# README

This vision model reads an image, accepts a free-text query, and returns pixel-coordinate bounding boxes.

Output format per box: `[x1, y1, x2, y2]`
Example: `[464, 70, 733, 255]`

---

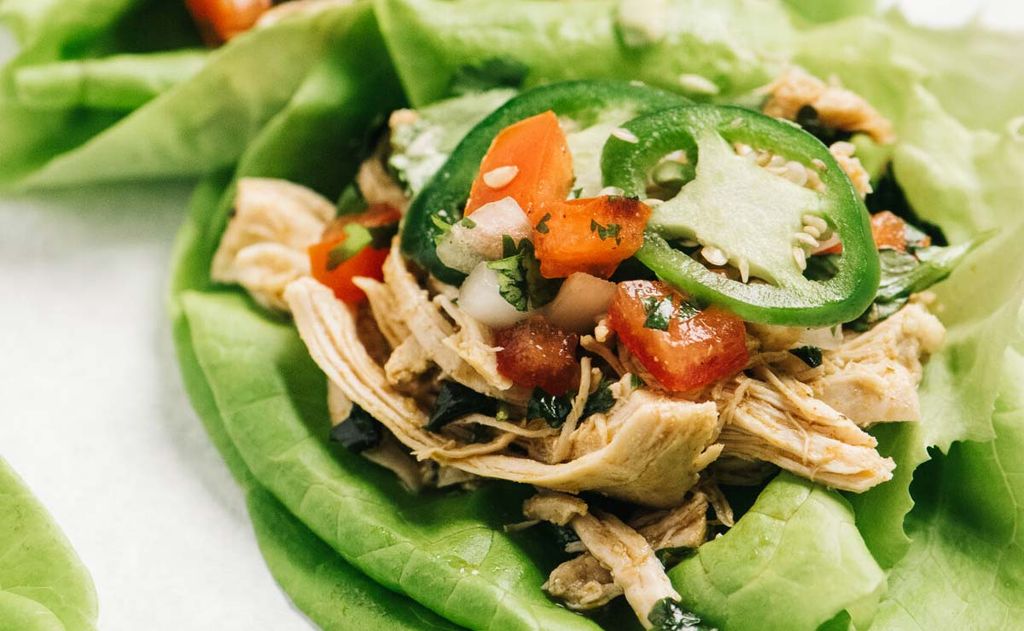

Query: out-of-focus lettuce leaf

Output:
[0, 4, 366, 190]
[781, 0, 876, 25]
[671, 474, 886, 631]
[0, 458, 98, 631]
[13, 49, 208, 110]
[374, 0, 792, 106]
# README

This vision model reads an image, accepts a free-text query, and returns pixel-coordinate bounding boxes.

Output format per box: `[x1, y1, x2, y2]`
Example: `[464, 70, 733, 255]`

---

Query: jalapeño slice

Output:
[601, 105, 880, 327]
[401, 80, 687, 284]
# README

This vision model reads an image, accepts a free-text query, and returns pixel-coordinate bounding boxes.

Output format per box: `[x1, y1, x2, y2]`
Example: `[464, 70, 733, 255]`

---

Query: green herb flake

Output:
[630, 373, 645, 389]
[488, 239, 559, 311]
[582, 378, 615, 416]
[526, 388, 573, 428]
[643, 296, 675, 331]
[326, 224, 373, 271]
[536, 212, 552, 234]
[647, 597, 712, 631]
[590, 219, 622, 244]
[426, 381, 499, 432]
[458, 217, 477, 229]
[789, 345, 823, 368]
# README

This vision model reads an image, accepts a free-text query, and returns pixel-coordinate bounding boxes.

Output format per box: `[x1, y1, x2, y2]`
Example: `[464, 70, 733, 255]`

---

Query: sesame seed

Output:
[811, 158, 827, 170]
[679, 238, 699, 247]
[678, 73, 720, 95]
[642, 198, 665, 207]
[737, 257, 750, 283]
[629, 80, 646, 87]
[482, 165, 519, 189]
[794, 232, 819, 248]
[598, 186, 625, 197]
[611, 127, 639, 144]
[803, 214, 828, 232]
[702, 246, 728, 266]
[792, 247, 807, 271]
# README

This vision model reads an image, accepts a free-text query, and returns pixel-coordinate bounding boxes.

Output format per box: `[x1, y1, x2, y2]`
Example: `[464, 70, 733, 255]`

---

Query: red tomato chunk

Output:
[608, 280, 748, 392]
[495, 317, 580, 395]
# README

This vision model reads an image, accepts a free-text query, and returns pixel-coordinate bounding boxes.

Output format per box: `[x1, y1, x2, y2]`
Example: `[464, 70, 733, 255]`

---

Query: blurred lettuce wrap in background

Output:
[0, 2, 361, 189]
[0, 458, 98, 631]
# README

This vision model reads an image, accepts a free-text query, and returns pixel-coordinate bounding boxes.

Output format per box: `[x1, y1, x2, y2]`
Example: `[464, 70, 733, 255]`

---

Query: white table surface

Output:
[1, 3, 1021, 631]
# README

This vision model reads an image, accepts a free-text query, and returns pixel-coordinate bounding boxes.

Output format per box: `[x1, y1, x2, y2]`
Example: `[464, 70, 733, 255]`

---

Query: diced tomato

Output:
[308, 204, 400, 306]
[818, 210, 911, 255]
[869, 210, 907, 251]
[186, 0, 272, 45]
[608, 280, 748, 392]
[533, 196, 650, 279]
[465, 111, 574, 220]
[495, 317, 580, 395]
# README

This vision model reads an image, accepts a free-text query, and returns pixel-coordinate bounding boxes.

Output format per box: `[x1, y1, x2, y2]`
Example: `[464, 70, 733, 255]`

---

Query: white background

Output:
[1, 3, 1022, 630]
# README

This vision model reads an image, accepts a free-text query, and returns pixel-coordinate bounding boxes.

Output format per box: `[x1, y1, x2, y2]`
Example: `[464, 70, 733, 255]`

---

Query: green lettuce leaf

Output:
[870, 341, 1024, 629]
[13, 49, 208, 110]
[1, 4, 368, 190]
[0, 458, 98, 631]
[671, 474, 886, 631]
[375, 0, 792, 106]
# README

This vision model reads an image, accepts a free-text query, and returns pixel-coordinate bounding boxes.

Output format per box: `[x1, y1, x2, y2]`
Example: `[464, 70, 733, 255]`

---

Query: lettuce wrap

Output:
[0, 458, 98, 631]
[137, 0, 1024, 629]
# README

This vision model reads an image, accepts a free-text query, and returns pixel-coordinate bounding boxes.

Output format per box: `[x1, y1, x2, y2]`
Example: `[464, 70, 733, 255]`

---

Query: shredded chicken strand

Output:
[762, 66, 895, 143]
[211, 177, 334, 311]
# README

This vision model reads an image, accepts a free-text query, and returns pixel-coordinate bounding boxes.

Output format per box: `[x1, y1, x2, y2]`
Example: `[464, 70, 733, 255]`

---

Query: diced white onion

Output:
[459, 262, 533, 329]
[544, 272, 617, 333]
[436, 197, 532, 273]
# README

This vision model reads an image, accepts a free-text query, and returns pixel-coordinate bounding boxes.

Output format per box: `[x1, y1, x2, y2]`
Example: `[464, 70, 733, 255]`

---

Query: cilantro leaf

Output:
[643, 296, 675, 331]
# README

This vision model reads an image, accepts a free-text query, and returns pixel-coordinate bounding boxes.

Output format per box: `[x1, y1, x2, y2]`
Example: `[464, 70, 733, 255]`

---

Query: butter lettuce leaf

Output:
[671, 474, 886, 631]
[0, 458, 98, 631]
[375, 0, 792, 106]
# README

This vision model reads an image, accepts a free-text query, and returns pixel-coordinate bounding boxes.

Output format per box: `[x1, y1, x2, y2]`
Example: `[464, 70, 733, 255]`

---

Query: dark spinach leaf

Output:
[426, 381, 499, 432]
[789, 345, 823, 368]
[527, 389, 573, 428]
[330, 405, 383, 453]
[582, 378, 615, 417]
[865, 171, 948, 246]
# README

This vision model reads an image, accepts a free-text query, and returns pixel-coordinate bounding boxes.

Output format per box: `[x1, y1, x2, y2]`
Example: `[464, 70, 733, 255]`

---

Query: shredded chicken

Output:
[211, 178, 334, 311]
[544, 555, 623, 611]
[762, 66, 895, 144]
[631, 491, 709, 551]
[525, 492, 680, 627]
[356, 148, 409, 212]
[714, 366, 895, 492]
[382, 241, 530, 404]
[285, 277, 722, 507]
[811, 301, 945, 426]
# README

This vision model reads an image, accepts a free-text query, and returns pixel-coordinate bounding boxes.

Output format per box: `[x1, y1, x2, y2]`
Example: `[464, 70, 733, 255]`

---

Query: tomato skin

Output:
[308, 205, 400, 306]
[608, 281, 748, 392]
[495, 317, 580, 395]
[534, 196, 650, 279]
[186, 0, 272, 44]
[869, 210, 907, 251]
[465, 111, 573, 220]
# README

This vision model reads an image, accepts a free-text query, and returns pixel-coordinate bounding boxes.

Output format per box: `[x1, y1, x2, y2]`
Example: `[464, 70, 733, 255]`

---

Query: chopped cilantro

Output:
[630, 373, 644, 389]
[527, 389, 573, 427]
[582, 378, 615, 416]
[458, 217, 477, 229]
[643, 296, 675, 331]
[426, 381, 498, 432]
[590, 219, 622, 244]
[789, 345, 823, 368]
[487, 239, 559, 311]
[536, 212, 552, 234]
